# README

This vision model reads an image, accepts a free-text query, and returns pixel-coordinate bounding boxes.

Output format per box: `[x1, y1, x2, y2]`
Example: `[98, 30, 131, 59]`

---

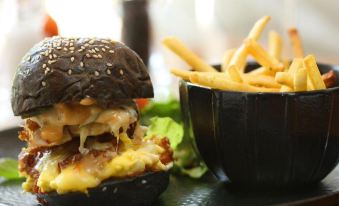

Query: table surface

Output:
[2, 128, 339, 206]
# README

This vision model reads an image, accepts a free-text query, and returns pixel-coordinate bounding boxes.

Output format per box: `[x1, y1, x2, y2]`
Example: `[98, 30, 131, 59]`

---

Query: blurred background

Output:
[0, 0, 338, 130]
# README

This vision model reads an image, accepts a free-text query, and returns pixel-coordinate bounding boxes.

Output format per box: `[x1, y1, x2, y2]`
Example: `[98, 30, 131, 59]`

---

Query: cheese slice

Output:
[27, 103, 138, 153]
[33, 138, 167, 194]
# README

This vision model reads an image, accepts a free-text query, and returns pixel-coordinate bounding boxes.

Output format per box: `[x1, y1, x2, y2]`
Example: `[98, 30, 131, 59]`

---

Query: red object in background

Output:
[135, 98, 149, 109]
[43, 15, 58, 37]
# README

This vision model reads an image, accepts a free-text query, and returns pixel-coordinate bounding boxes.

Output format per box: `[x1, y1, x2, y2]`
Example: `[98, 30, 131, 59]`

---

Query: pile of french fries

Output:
[163, 16, 335, 92]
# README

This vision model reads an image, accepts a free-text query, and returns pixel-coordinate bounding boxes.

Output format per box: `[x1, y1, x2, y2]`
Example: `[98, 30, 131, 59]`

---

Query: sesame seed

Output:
[41, 81, 46, 87]
[95, 48, 99, 51]
[44, 67, 50, 75]
[90, 84, 94, 88]
[113, 188, 118, 193]
[48, 60, 57, 64]
[109, 50, 114, 53]
[85, 43, 89, 47]
[101, 40, 109, 44]
[69, 47, 75, 51]
[98, 54, 102, 58]
[44, 52, 48, 57]
[42, 64, 47, 68]
[80, 62, 84, 67]
[105, 46, 109, 49]
[26, 56, 31, 61]
[88, 50, 94, 54]
[102, 187, 107, 192]
[93, 55, 98, 58]
[78, 49, 83, 52]
[71, 57, 75, 62]
[57, 47, 62, 50]
[89, 40, 95, 44]
[106, 69, 111, 74]
[53, 54, 57, 58]
[49, 54, 53, 59]
[63, 47, 68, 51]
[92, 49, 96, 53]
[86, 53, 91, 58]
[81, 46, 85, 49]
[68, 69, 72, 75]
[102, 48, 106, 52]
[141, 180, 147, 184]
[94, 71, 99, 76]
[70, 51, 74, 53]
[70, 43, 74, 46]
[120, 69, 124, 75]
[106, 63, 112, 67]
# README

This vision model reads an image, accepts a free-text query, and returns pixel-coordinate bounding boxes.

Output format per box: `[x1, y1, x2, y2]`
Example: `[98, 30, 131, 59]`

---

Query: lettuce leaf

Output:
[144, 110, 208, 179]
[0, 158, 21, 180]
[147, 117, 183, 149]
[141, 98, 181, 125]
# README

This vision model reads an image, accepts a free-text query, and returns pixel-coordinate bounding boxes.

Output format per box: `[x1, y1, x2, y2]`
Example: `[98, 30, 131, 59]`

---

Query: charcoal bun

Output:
[37, 171, 169, 206]
[11, 36, 153, 116]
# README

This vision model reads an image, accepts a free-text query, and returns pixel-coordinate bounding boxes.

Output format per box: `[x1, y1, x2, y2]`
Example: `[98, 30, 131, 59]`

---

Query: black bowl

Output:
[179, 63, 339, 188]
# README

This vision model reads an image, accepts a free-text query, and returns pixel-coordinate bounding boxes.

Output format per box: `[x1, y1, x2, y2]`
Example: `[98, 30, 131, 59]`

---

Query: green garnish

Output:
[0, 158, 21, 181]
[147, 117, 183, 149]
[142, 99, 208, 179]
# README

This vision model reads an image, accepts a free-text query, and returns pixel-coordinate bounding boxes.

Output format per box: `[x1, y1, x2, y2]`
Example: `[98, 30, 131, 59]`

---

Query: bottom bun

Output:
[37, 171, 169, 206]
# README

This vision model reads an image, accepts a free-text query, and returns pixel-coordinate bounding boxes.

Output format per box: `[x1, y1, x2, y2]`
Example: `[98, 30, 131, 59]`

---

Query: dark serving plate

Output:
[180, 63, 339, 188]
[3, 128, 339, 205]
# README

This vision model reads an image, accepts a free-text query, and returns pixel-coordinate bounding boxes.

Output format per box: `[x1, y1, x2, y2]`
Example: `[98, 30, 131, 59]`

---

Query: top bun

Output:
[11, 37, 153, 116]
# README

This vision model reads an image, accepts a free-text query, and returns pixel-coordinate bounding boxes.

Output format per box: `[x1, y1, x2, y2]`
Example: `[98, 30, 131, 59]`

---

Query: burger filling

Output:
[18, 100, 173, 194]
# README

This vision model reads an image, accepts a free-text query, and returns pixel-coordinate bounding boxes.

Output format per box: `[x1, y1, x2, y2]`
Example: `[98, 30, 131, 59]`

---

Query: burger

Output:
[11, 37, 173, 206]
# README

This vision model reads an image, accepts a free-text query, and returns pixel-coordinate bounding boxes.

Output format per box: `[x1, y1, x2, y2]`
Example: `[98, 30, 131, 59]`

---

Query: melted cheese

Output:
[31, 139, 167, 194]
[27, 103, 138, 152]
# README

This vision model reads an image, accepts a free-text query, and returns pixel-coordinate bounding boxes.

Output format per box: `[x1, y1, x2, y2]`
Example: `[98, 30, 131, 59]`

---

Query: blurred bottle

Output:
[122, 0, 150, 66]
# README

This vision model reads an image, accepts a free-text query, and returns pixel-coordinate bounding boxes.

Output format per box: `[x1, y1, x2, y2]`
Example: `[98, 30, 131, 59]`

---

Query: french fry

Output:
[221, 49, 236, 72]
[294, 68, 307, 91]
[287, 58, 303, 75]
[190, 72, 279, 92]
[307, 75, 315, 90]
[162, 37, 217, 72]
[170, 67, 192, 81]
[226, 64, 243, 83]
[275, 72, 293, 88]
[283, 59, 290, 71]
[247, 67, 275, 76]
[243, 74, 281, 88]
[268, 31, 283, 60]
[303, 55, 326, 90]
[322, 70, 336, 88]
[248, 16, 271, 41]
[228, 44, 249, 72]
[280, 86, 293, 92]
[246, 39, 284, 71]
[227, 16, 271, 73]
[288, 28, 304, 58]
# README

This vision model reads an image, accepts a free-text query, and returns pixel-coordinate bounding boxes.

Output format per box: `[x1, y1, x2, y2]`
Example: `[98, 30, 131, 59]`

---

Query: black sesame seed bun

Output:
[11, 36, 153, 116]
